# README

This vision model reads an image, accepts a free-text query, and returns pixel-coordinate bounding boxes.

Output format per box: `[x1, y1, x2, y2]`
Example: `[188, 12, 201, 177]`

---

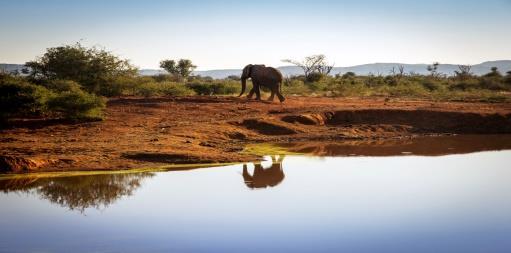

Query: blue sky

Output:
[1, 0, 510, 70]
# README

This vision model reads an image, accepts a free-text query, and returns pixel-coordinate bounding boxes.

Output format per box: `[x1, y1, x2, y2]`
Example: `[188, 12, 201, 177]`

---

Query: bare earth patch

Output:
[1, 96, 510, 173]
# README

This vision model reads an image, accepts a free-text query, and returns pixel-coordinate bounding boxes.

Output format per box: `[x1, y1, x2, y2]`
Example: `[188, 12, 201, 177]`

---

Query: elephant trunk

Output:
[239, 78, 247, 97]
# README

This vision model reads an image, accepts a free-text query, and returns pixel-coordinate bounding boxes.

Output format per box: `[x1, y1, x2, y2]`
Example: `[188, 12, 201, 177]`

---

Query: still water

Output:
[1, 136, 511, 253]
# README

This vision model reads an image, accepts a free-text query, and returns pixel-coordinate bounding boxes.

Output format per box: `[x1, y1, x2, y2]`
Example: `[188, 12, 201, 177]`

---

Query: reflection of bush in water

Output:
[0, 173, 154, 212]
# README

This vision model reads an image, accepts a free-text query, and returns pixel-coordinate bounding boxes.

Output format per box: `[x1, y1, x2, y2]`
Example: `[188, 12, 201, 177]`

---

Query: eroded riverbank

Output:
[1, 96, 510, 173]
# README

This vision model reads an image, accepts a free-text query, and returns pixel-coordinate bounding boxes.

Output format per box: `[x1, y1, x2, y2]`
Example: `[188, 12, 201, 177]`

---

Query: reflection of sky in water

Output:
[1, 151, 511, 253]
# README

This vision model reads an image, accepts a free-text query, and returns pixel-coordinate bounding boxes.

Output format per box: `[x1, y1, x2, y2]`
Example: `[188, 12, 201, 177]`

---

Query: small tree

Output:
[397, 65, 405, 78]
[25, 43, 137, 94]
[160, 59, 196, 81]
[227, 75, 241, 81]
[427, 62, 440, 78]
[505, 70, 511, 85]
[342, 72, 356, 79]
[454, 65, 472, 80]
[282, 54, 334, 82]
[484, 67, 502, 78]
[159, 60, 178, 75]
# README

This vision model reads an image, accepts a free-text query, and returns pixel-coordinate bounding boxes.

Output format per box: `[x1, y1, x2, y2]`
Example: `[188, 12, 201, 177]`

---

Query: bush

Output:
[100, 75, 155, 96]
[187, 81, 240, 95]
[133, 82, 195, 97]
[505, 71, 511, 85]
[159, 82, 196, 96]
[421, 79, 442, 91]
[47, 89, 106, 120]
[0, 74, 52, 119]
[282, 79, 310, 95]
[385, 76, 399, 86]
[46, 79, 82, 92]
[479, 77, 508, 91]
[188, 75, 214, 82]
[342, 72, 356, 78]
[0, 73, 107, 121]
[449, 79, 480, 91]
[386, 83, 429, 97]
[334, 82, 370, 97]
[364, 75, 385, 87]
[25, 42, 137, 95]
[151, 74, 180, 83]
[306, 72, 325, 82]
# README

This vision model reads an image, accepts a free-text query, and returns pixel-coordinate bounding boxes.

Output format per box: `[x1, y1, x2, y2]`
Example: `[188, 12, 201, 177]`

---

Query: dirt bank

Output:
[1, 96, 510, 173]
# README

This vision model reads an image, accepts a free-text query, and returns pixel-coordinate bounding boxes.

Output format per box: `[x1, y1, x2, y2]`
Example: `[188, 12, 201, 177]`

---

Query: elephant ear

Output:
[243, 64, 253, 78]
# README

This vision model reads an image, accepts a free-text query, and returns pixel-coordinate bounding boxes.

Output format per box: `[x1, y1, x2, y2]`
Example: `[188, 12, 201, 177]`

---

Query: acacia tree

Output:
[159, 59, 196, 81]
[484, 67, 502, 78]
[282, 54, 334, 82]
[427, 62, 441, 78]
[390, 65, 405, 82]
[454, 65, 472, 80]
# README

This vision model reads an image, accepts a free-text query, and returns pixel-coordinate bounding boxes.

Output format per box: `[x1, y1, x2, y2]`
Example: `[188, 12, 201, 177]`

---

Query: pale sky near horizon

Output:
[1, 0, 510, 70]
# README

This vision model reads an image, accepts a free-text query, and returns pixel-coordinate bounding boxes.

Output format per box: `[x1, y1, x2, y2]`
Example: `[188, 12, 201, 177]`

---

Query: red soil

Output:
[1, 96, 510, 173]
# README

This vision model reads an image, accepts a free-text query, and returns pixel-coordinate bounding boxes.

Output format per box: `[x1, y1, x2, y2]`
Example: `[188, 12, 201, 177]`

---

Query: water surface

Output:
[1, 136, 511, 253]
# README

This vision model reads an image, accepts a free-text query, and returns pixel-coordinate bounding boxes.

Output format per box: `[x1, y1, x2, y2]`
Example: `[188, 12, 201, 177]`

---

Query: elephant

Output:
[239, 64, 285, 102]
[242, 155, 285, 189]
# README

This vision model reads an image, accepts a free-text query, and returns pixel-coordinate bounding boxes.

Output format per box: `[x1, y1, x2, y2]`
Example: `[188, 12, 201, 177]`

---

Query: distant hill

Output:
[0, 63, 26, 73]
[4, 60, 511, 79]
[177, 60, 511, 78]
[328, 61, 511, 77]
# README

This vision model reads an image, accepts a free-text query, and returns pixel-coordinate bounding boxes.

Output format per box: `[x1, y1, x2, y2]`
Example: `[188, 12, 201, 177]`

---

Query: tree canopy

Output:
[25, 43, 137, 94]
[282, 54, 334, 82]
[159, 59, 196, 80]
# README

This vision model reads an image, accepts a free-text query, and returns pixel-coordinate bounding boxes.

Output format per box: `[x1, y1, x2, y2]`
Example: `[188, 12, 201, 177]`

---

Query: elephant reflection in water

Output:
[242, 155, 285, 189]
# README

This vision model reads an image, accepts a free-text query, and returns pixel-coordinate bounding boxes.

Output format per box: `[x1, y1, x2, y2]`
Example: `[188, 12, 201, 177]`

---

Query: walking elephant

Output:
[239, 64, 285, 102]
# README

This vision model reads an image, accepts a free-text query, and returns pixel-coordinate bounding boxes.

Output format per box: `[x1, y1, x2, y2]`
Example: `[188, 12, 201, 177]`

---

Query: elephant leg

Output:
[268, 88, 275, 101]
[254, 83, 261, 100]
[277, 94, 285, 102]
[276, 90, 285, 102]
[247, 88, 255, 99]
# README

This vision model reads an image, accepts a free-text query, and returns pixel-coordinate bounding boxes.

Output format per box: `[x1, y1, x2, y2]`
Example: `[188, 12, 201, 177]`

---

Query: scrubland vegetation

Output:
[2, 43, 510, 123]
[281, 70, 511, 103]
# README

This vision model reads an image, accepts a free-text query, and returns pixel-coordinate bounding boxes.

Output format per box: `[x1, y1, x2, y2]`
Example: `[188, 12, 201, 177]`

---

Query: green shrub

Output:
[25, 42, 137, 95]
[479, 77, 508, 91]
[342, 72, 356, 78]
[47, 89, 106, 120]
[133, 82, 195, 97]
[334, 82, 371, 97]
[133, 82, 159, 97]
[306, 72, 325, 82]
[187, 81, 240, 95]
[387, 83, 429, 97]
[99, 75, 155, 96]
[282, 80, 310, 95]
[98, 76, 131, 97]
[159, 82, 196, 96]
[0, 74, 53, 119]
[364, 75, 386, 87]
[505, 71, 511, 85]
[152, 74, 179, 82]
[449, 78, 480, 91]
[385, 76, 399, 86]
[46, 79, 82, 92]
[0, 74, 107, 121]
[421, 79, 442, 91]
